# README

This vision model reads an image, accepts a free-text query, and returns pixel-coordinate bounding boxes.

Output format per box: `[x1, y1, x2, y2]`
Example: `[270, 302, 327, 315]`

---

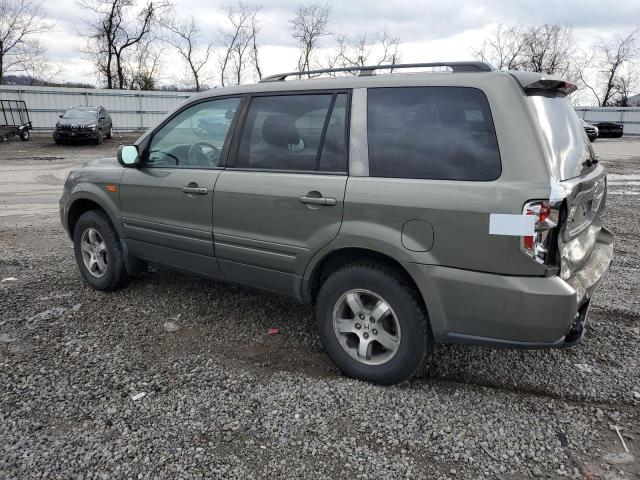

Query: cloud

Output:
[33, 0, 640, 84]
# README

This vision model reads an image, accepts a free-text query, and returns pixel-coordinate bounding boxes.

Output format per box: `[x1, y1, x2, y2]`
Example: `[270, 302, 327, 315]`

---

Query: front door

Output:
[213, 92, 350, 296]
[120, 96, 242, 277]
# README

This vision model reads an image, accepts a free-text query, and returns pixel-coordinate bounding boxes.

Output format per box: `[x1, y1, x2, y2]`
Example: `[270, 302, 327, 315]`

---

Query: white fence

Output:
[575, 107, 640, 135]
[0, 85, 191, 132]
[2, 85, 639, 135]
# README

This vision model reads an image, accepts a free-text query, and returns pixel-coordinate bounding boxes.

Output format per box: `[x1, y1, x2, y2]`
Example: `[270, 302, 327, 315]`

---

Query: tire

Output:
[315, 262, 432, 385]
[95, 130, 104, 145]
[73, 210, 129, 291]
[19, 129, 29, 141]
[106, 127, 113, 139]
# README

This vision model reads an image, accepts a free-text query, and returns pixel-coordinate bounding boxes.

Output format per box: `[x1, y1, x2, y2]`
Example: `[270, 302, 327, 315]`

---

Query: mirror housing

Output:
[117, 145, 140, 167]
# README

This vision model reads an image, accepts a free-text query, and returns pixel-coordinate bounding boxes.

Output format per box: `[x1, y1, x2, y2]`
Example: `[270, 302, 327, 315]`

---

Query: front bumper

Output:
[54, 130, 98, 141]
[59, 193, 70, 235]
[403, 228, 613, 349]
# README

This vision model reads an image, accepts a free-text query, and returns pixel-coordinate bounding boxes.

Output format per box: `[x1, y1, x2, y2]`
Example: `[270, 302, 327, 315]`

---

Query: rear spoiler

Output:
[508, 71, 577, 95]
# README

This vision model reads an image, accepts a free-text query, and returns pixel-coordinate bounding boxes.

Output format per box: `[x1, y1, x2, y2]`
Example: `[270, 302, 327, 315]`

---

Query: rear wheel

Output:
[316, 262, 432, 385]
[73, 210, 129, 291]
[19, 129, 29, 141]
[106, 127, 113, 139]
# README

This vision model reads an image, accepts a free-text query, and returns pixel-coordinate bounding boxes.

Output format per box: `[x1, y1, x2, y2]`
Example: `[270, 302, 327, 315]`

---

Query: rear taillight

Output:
[521, 201, 560, 264]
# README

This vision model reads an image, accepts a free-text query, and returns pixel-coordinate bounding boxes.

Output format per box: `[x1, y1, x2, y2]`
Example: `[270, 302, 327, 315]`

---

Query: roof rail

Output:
[260, 61, 493, 82]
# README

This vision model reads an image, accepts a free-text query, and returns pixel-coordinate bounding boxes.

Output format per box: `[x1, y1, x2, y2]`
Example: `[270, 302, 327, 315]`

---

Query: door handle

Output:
[182, 186, 208, 195]
[299, 195, 337, 206]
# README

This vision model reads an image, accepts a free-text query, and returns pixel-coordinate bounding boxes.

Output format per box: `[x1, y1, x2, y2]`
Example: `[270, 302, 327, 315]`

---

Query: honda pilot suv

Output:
[59, 62, 613, 385]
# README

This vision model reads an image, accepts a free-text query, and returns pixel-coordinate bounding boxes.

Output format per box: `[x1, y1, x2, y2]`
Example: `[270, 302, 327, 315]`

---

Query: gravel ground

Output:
[0, 134, 639, 479]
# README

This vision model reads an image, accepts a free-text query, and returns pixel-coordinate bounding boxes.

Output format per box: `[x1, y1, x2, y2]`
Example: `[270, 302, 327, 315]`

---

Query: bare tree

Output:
[472, 24, 526, 71]
[0, 0, 52, 83]
[128, 41, 163, 90]
[218, 2, 261, 86]
[15, 40, 62, 85]
[163, 14, 213, 91]
[521, 24, 576, 76]
[289, 2, 330, 74]
[80, 0, 170, 89]
[474, 23, 578, 76]
[580, 29, 639, 106]
[330, 28, 401, 72]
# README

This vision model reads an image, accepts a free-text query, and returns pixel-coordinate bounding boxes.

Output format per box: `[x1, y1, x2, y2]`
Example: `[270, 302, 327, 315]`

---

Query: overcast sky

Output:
[36, 0, 640, 86]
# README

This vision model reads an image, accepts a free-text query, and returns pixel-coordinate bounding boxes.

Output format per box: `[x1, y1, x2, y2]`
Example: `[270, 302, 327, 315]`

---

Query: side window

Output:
[147, 97, 241, 168]
[319, 93, 348, 172]
[367, 87, 501, 181]
[235, 93, 348, 172]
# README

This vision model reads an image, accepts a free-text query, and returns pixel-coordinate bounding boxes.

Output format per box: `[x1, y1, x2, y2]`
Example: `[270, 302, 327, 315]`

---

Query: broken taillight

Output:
[521, 201, 560, 264]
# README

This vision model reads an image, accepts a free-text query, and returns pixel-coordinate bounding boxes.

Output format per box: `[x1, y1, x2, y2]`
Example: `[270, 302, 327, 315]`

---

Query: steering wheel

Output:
[188, 142, 221, 166]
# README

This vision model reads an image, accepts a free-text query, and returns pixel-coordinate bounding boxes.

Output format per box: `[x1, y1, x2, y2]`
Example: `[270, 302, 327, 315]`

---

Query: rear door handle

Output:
[182, 186, 208, 195]
[299, 195, 337, 206]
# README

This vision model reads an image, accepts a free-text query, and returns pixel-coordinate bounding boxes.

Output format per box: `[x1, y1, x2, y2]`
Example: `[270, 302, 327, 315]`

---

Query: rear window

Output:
[367, 87, 501, 181]
[527, 95, 595, 180]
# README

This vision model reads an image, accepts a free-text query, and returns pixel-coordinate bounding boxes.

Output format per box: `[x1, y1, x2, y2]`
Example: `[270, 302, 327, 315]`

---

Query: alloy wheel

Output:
[332, 289, 401, 365]
[80, 227, 108, 278]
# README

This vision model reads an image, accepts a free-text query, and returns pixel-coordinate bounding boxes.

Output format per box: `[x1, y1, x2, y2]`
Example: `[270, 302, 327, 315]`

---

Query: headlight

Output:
[87, 123, 97, 130]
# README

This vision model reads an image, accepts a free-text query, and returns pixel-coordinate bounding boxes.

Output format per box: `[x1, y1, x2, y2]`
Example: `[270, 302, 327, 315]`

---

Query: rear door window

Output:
[234, 93, 348, 172]
[367, 87, 501, 180]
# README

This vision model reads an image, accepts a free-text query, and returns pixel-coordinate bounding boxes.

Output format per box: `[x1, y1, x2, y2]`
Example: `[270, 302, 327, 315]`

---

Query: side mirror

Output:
[59, 114, 63, 118]
[117, 145, 140, 167]
[99, 116, 106, 120]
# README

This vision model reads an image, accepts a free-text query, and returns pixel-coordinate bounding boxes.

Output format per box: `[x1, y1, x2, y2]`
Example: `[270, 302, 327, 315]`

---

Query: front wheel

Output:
[316, 262, 432, 385]
[73, 210, 129, 291]
[95, 130, 104, 145]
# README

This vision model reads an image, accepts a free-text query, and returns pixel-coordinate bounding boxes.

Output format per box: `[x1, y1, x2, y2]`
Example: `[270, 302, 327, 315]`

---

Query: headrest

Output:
[262, 114, 300, 147]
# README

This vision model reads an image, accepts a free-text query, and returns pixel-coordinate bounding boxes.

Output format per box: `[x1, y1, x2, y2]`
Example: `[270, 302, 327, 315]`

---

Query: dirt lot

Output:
[1, 133, 639, 479]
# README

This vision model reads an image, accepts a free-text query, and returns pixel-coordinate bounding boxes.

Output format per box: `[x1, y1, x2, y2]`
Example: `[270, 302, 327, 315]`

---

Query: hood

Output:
[57, 118, 97, 127]
[83, 157, 121, 168]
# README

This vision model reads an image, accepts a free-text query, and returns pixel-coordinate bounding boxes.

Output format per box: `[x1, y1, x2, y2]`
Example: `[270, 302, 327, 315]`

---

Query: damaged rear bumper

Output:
[403, 227, 613, 349]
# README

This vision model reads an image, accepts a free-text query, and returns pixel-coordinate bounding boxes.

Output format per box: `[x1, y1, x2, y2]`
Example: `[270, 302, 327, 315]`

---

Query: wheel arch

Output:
[303, 246, 426, 311]
[66, 189, 122, 240]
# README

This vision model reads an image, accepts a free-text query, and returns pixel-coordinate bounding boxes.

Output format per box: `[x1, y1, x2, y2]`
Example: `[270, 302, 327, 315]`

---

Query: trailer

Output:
[0, 99, 32, 142]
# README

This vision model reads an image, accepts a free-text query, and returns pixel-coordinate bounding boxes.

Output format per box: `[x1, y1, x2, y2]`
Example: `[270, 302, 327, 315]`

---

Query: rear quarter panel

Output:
[339, 74, 554, 275]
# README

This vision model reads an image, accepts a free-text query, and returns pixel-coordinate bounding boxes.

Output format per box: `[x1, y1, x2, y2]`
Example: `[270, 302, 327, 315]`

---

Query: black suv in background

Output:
[594, 121, 623, 138]
[54, 106, 113, 145]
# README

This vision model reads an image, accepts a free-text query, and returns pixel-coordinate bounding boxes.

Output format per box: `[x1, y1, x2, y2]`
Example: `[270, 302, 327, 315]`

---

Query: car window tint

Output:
[367, 87, 501, 181]
[236, 94, 336, 171]
[148, 97, 240, 168]
[318, 93, 348, 172]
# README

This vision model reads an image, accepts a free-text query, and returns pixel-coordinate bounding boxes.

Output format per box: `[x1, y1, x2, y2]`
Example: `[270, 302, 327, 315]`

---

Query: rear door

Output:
[213, 91, 350, 296]
[527, 94, 610, 291]
[119, 96, 242, 277]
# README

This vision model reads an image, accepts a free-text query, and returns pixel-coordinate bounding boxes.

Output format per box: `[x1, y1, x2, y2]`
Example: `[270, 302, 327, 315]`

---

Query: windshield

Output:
[528, 95, 596, 180]
[62, 109, 97, 120]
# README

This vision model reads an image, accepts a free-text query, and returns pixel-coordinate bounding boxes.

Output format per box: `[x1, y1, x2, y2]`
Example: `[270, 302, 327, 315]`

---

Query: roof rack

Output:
[260, 61, 493, 82]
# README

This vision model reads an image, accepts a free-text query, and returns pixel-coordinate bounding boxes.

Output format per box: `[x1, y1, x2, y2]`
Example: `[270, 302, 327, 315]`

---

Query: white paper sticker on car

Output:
[489, 214, 536, 236]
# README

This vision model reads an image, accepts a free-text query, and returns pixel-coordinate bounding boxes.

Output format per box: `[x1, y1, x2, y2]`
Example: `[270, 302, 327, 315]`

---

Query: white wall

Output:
[575, 107, 640, 135]
[3, 85, 639, 135]
[0, 85, 192, 132]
